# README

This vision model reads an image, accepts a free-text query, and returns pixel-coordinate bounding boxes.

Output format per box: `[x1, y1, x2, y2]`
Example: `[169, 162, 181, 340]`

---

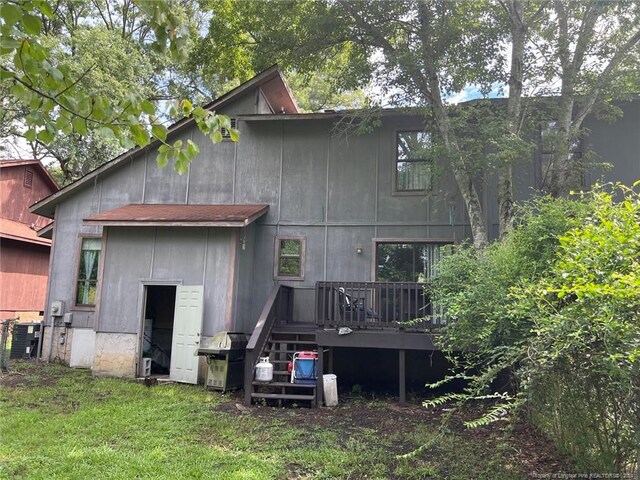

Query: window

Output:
[375, 241, 450, 282]
[274, 236, 305, 280]
[24, 169, 33, 188]
[76, 238, 101, 306]
[396, 131, 433, 192]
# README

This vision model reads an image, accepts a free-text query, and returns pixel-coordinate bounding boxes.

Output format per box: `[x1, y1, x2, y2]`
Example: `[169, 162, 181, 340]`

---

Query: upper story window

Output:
[75, 237, 102, 307]
[395, 131, 433, 193]
[24, 169, 33, 188]
[274, 236, 305, 281]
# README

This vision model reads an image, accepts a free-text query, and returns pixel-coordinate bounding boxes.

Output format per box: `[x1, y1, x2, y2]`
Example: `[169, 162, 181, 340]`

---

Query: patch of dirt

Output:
[0, 359, 88, 388]
[213, 391, 576, 479]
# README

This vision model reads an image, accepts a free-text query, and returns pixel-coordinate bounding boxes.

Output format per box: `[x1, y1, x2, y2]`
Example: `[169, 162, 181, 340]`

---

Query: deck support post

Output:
[327, 347, 334, 373]
[399, 349, 406, 405]
[316, 346, 324, 407]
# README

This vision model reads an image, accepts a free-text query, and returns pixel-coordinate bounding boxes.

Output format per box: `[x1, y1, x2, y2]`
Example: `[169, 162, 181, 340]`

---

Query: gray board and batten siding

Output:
[42, 112, 467, 341]
[46, 101, 640, 332]
[36, 77, 640, 372]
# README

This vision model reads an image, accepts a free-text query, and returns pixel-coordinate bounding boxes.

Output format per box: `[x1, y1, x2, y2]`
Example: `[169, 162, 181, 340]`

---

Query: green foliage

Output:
[430, 183, 640, 473]
[523, 183, 640, 472]
[1, 0, 236, 181]
[433, 195, 588, 350]
[194, 0, 640, 246]
[286, 70, 370, 112]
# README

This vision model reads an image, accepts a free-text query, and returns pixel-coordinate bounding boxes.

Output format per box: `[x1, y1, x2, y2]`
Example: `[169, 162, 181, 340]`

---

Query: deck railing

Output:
[315, 281, 443, 332]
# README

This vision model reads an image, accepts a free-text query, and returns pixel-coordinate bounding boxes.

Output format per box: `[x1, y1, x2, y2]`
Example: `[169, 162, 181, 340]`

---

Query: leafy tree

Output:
[285, 71, 370, 113]
[0, 0, 237, 182]
[199, 0, 506, 248]
[531, 1, 640, 196]
[196, 0, 640, 246]
[523, 183, 640, 472]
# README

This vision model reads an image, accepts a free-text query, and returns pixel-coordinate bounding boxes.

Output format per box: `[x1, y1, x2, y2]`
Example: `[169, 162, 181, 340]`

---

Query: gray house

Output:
[31, 66, 639, 405]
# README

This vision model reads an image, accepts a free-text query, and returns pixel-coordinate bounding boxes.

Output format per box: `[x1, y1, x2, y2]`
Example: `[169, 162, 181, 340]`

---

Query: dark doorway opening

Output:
[142, 285, 176, 375]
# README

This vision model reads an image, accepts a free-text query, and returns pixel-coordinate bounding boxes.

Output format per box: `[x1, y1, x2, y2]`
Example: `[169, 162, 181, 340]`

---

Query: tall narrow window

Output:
[396, 131, 432, 192]
[76, 238, 101, 306]
[274, 236, 305, 281]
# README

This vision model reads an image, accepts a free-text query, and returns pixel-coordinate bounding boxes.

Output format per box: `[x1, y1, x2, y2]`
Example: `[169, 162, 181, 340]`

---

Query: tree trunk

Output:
[499, 0, 526, 238]
[429, 95, 488, 249]
[418, 0, 488, 249]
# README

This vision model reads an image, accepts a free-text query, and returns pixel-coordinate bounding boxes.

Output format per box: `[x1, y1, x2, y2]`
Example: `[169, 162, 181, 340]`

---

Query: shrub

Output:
[429, 183, 640, 474]
[524, 184, 640, 472]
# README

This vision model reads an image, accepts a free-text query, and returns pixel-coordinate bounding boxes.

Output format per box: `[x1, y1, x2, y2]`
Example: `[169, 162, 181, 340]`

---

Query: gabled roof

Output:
[83, 204, 269, 228]
[30, 65, 298, 219]
[0, 218, 52, 246]
[0, 159, 59, 191]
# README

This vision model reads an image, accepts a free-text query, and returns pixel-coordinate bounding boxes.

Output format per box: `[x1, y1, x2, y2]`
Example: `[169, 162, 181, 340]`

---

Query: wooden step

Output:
[252, 381, 315, 388]
[267, 340, 317, 346]
[264, 349, 317, 354]
[271, 324, 316, 333]
[251, 392, 315, 401]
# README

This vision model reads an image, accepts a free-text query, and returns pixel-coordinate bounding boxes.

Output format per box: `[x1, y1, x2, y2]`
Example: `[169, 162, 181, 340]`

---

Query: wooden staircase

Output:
[249, 328, 318, 407]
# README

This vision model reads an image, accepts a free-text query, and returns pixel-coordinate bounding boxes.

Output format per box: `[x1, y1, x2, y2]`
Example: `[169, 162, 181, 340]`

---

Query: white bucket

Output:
[323, 374, 338, 407]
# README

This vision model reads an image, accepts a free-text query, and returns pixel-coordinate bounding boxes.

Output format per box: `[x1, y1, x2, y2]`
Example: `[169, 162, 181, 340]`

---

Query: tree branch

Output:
[54, 64, 97, 99]
[573, 28, 640, 128]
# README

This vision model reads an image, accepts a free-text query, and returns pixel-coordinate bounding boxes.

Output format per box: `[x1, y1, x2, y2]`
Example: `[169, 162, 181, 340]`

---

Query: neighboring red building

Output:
[0, 160, 58, 320]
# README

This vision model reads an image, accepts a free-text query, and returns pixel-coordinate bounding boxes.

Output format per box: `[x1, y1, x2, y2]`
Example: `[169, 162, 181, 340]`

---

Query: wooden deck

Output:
[244, 282, 442, 406]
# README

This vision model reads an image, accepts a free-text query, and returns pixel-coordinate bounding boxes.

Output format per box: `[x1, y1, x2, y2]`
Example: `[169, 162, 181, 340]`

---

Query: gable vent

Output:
[24, 169, 34, 188]
[221, 118, 237, 140]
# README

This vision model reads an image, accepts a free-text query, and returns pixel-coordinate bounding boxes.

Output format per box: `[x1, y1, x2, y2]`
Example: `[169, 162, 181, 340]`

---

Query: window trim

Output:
[72, 234, 103, 310]
[371, 238, 456, 282]
[393, 130, 433, 196]
[273, 235, 306, 281]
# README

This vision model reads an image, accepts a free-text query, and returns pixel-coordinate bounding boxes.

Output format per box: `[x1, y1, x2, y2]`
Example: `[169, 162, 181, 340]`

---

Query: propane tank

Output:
[255, 356, 273, 382]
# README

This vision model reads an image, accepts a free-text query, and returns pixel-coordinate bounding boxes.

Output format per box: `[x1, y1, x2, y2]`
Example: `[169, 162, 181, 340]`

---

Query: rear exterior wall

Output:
[43, 99, 640, 359]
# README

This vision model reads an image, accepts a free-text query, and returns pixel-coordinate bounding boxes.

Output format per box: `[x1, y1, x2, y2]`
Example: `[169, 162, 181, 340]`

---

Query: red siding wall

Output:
[0, 164, 53, 229]
[0, 162, 57, 318]
[0, 239, 50, 317]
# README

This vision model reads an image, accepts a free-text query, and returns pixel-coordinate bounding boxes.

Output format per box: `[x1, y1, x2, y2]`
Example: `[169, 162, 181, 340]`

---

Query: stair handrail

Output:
[244, 284, 293, 405]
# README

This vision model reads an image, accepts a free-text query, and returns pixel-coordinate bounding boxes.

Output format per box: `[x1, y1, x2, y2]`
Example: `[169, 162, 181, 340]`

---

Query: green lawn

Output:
[0, 362, 572, 479]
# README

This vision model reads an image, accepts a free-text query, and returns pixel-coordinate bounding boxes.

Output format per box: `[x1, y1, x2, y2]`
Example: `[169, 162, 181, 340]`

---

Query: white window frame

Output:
[73, 235, 102, 309]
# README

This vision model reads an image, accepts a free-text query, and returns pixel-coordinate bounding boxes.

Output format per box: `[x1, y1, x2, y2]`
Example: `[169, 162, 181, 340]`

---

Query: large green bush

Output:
[430, 183, 640, 474]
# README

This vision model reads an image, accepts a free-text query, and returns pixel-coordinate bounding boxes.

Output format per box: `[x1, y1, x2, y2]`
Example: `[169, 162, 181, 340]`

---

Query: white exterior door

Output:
[170, 285, 204, 384]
